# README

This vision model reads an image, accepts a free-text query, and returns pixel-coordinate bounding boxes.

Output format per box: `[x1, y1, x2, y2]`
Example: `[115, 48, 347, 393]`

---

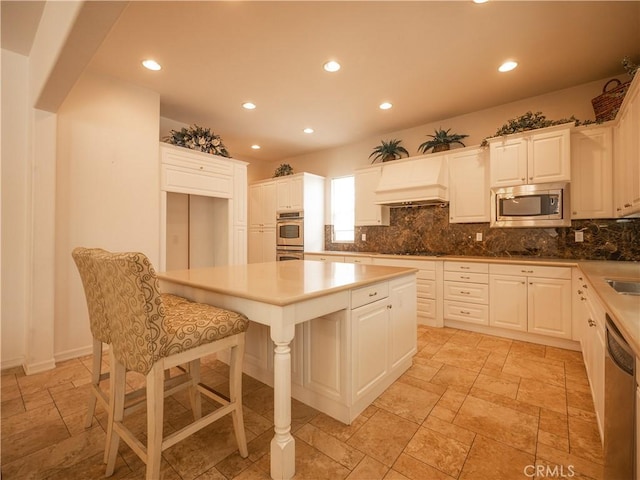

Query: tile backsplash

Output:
[325, 205, 640, 261]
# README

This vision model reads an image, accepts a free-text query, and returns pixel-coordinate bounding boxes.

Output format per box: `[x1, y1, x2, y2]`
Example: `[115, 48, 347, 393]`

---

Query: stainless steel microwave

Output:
[491, 182, 571, 228]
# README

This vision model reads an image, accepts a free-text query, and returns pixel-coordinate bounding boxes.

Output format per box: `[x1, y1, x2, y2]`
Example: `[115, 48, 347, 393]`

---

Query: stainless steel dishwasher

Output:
[604, 314, 635, 480]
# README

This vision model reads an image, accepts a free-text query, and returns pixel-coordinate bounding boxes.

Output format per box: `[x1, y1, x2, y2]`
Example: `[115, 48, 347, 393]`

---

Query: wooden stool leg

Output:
[86, 339, 102, 429]
[230, 341, 248, 457]
[105, 351, 126, 477]
[188, 360, 202, 420]
[146, 363, 165, 480]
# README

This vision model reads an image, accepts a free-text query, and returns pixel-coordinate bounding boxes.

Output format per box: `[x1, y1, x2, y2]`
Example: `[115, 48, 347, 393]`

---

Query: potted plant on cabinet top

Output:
[369, 139, 409, 163]
[418, 128, 468, 154]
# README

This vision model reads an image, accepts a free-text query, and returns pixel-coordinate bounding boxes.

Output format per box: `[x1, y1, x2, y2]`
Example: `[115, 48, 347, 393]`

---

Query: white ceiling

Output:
[3, 1, 640, 162]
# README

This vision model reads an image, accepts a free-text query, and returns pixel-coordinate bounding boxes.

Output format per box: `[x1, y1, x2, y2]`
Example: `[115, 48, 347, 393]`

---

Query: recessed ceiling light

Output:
[473, 0, 489, 4]
[498, 61, 518, 72]
[323, 61, 341, 73]
[251, 144, 261, 150]
[379, 102, 393, 110]
[242, 102, 256, 110]
[142, 59, 161, 71]
[303, 128, 314, 134]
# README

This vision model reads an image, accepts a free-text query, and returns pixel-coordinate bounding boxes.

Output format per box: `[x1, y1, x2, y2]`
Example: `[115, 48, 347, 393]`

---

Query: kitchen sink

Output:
[605, 279, 640, 296]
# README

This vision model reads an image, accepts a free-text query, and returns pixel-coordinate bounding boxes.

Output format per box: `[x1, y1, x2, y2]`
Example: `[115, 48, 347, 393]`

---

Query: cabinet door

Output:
[449, 149, 490, 223]
[351, 299, 389, 402]
[249, 181, 276, 227]
[615, 84, 640, 216]
[248, 227, 275, 263]
[528, 128, 571, 184]
[527, 278, 572, 339]
[571, 127, 613, 219]
[355, 167, 390, 226]
[489, 275, 527, 331]
[389, 277, 417, 370]
[489, 138, 528, 187]
[276, 176, 304, 211]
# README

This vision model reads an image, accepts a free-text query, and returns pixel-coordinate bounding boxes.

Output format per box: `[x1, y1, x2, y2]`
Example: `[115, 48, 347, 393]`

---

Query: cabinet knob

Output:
[368, 292, 378, 297]
[199, 166, 203, 170]
[529, 176, 533, 180]
[588, 319, 596, 327]
[521, 177, 526, 181]
[572, 211, 577, 215]
[624, 203, 632, 208]
[387, 304, 392, 309]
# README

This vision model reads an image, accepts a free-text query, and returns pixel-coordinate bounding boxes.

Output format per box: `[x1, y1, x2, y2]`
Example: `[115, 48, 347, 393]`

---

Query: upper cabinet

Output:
[249, 181, 277, 228]
[571, 124, 613, 219]
[355, 165, 390, 226]
[276, 174, 304, 211]
[613, 74, 640, 218]
[448, 147, 490, 223]
[489, 124, 571, 187]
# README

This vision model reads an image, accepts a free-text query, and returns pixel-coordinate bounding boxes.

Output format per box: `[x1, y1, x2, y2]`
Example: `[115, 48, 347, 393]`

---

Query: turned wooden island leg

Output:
[270, 324, 295, 480]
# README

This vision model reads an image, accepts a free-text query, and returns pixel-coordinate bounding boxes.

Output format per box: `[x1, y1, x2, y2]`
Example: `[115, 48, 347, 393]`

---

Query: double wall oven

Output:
[276, 211, 304, 261]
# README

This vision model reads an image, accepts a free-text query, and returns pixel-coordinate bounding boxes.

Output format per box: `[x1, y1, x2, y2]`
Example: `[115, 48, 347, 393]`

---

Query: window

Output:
[331, 176, 355, 242]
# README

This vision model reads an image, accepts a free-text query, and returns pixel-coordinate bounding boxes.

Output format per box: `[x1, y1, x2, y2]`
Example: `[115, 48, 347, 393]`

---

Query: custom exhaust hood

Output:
[374, 155, 449, 207]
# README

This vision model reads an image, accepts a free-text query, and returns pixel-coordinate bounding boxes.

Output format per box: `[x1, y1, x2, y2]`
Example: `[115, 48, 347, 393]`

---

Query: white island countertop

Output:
[157, 260, 417, 306]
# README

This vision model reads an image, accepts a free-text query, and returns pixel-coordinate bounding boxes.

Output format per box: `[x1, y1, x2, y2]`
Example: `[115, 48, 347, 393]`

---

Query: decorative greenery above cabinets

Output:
[480, 112, 596, 147]
[164, 124, 230, 158]
[369, 139, 409, 163]
[273, 163, 294, 177]
[417, 128, 468, 154]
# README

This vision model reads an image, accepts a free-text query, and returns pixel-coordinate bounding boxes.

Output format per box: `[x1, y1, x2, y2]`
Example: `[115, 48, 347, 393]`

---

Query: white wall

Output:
[54, 70, 161, 360]
[1, 50, 30, 368]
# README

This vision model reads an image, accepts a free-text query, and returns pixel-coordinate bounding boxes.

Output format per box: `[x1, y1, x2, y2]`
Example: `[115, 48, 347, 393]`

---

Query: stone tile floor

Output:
[0, 326, 604, 479]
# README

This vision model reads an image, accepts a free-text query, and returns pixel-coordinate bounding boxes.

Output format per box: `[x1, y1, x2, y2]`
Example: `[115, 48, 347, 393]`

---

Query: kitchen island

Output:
[158, 260, 417, 480]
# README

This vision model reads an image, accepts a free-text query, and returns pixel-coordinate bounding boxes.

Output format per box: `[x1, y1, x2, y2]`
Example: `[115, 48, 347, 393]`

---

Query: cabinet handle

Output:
[460, 275, 471, 280]
[625, 203, 632, 208]
[460, 291, 471, 295]
[387, 304, 392, 309]
[588, 319, 596, 327]
[617, 207, 622, 212]
[529, 176, 533, 180]
[460, 310, 471, 315]
[529, 282, 533, 285]
[577, 289, 583, 294]
[199, 166, 203, 170]
[521, 269, 534, 274]
[580, 296, 586, 301]
[521, 177, 526, 181]
[572, 211, 577, 215]
[368, 292, 378, 297]
[521, 282, 526, 285]
[460, 266, 471, 270]
[582, 284, 587, 289]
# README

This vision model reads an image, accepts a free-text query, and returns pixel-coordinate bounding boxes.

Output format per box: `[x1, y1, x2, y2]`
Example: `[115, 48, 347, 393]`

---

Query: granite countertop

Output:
[158, 260, 417, 307]
[309, 251, 640, 353]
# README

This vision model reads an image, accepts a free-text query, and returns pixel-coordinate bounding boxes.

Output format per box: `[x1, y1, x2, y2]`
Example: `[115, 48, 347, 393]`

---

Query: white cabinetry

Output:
[355, 166, 390, 226]
[489, 264, 572, 339]
[489, 124, 571, 187]
[571, 125, 614, 219]
[304, 253, 345, 263]
[573, 269, 605, 440]
[373, 257, 441, 326]
[248, 181, 276, 263]
[444, 261, 489, 326]
[351, 277, 417, 402]
[159, 144, 248, 270]
[276, 175, 304, 211]
[448, 148, 490, 223]
[613, 75, 640, 217]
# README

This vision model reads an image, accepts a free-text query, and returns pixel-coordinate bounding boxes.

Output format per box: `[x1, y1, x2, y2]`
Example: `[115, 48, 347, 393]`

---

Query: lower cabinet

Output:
[248, 227, 276, 263]
[235, 274, 417, 424]
[443, 261, 489, 325]
[489, 264, 572, 340]
[574, 270, 605, 440]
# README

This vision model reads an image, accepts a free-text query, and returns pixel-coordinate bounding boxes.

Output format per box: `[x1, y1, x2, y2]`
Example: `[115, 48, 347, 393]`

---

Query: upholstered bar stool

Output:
[72, 248, 196, 461]
[90, 250, 249, 480]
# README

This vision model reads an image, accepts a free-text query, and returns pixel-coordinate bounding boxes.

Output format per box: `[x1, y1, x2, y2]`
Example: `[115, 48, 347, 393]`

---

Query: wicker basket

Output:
[591, 78, 631, 121]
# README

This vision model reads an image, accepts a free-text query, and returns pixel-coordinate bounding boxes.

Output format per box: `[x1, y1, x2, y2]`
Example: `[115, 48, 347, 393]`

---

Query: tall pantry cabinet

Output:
[159, 143, 248, 271]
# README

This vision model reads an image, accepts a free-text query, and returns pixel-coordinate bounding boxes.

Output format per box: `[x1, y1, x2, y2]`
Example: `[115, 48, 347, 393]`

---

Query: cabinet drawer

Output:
[417, 278, 436, 299]
[344, 256, 372, 264]
[162, 165, 232, 197]
[444, 261, 488, 274]
[417, 269, 436, 281]
[444, 281, 489, 304]
[305, 254, 345, 263]
[351, 282, 389, 309]
[444, 271, 489, 284]
[162, 149, 235, 176]
[444, 301, 489, 325]
[418, 298, 436, 319]
[489, 264, 571, 279]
